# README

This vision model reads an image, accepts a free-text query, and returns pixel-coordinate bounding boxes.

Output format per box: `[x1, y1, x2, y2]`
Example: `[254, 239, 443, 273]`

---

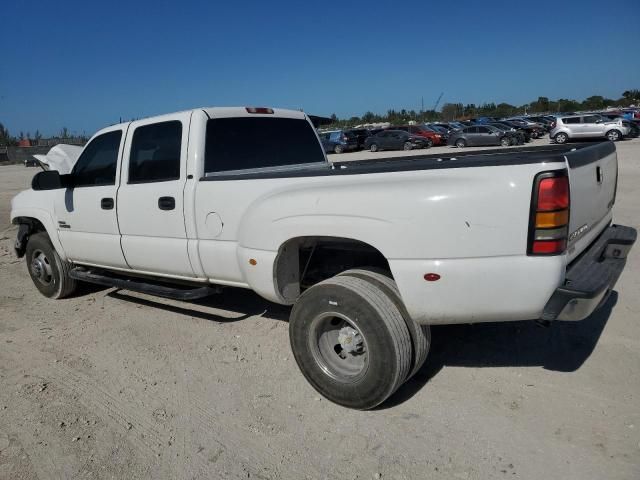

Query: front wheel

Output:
[425, 139, 434, 148]
[500, 137, 510, 147]
[369, 143, 378, 152]
[25, 232, 77, 299]
[554, 132, 568, 144]
[403, 142, 413, 151]
[289, 275, 412, 409]
[455, 138, 467, 148]
[606, 129, 622, 142]
[334, 144, 344, 154]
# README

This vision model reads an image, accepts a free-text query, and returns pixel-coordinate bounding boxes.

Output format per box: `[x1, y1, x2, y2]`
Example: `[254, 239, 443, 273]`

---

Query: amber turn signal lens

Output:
[535, 209, 569, 228]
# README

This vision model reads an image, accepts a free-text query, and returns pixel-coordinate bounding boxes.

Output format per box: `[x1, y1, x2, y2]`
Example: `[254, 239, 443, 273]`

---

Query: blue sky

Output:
[1, 0, 639, 136]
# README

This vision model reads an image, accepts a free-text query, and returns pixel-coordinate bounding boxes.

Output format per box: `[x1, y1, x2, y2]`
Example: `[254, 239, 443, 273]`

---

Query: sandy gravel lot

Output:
[1, 139, 639, 479]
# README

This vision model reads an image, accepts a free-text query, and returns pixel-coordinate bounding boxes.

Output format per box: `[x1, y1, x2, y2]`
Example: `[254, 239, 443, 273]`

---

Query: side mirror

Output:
[32, 171, 73, 191]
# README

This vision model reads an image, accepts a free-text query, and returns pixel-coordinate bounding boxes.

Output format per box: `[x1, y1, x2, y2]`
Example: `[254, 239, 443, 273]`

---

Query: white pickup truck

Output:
[10, 107, 637, 409]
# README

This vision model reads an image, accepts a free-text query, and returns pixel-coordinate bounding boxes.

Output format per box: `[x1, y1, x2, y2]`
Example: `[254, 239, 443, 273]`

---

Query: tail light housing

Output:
[550, 121, 556, 129]
[528, 170, 570, 255]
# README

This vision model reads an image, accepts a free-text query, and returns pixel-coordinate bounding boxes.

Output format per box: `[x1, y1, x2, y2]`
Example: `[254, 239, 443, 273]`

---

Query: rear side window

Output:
[205, 117, 325, 173]
[582, 115, 600, 123]
[72, 130, 122, 187]
[129, 121, 182, 183]
[563, 117, 580, 124]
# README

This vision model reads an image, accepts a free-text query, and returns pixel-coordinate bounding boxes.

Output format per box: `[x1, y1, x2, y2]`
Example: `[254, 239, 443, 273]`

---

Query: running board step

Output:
[69, 268, 219, 301]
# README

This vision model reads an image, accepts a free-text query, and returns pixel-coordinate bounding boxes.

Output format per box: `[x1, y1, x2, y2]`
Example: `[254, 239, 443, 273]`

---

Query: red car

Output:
[389, 125, 444, 146]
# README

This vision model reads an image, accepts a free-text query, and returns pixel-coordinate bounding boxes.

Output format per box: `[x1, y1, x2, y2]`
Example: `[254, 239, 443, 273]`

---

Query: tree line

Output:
[2, 90, 638, 143]
[327, 90, 640, 127]
[0, 124, 88, 146]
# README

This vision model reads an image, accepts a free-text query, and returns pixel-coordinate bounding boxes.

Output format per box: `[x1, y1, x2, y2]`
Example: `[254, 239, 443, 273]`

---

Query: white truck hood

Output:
[32, 144, 83, 174]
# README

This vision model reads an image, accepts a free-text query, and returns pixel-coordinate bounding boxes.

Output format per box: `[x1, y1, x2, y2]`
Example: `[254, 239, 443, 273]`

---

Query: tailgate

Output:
[565, 142, 617, 262]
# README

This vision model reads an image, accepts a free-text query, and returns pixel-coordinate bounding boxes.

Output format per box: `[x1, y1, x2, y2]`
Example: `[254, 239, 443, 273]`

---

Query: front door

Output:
[54, 126, 129, 268]
[117, 112, 195, 277]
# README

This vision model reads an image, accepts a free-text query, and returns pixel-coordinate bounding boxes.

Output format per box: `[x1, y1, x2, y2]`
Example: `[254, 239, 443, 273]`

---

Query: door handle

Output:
[158, 196, 175, 211]
[101, 198, 114, 210]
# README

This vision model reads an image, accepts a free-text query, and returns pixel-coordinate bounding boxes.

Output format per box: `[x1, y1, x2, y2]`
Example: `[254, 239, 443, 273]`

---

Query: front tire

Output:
[25, 232, 77, 299]
[334, 144, 344, 154]
[606, 129, 622, 142]
[403, 142, 413, 151]
[455, 138, 467, 148]
[554, 132, 568, 144]
[500, 137, 510, 147]
[289, 275, 412, 409]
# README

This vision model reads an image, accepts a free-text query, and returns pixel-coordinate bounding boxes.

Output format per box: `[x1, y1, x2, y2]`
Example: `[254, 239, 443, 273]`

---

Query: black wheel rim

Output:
[308, 312, 369, 383]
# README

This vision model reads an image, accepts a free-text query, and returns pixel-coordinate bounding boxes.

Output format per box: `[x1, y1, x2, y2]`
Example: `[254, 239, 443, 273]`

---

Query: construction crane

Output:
[433, 92, 444, 112]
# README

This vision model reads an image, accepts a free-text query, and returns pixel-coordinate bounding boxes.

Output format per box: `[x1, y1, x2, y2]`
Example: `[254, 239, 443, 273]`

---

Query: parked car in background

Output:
[550, 114, 631, 144]
[487, 123, 523, 145]
[447, 121, 466, 131]
[391, 125, 442, 146]
[347, 129, 372, 150]
[430, 122, 459, 133]
[474, 117, 499, 124]
[365, 130, 431, 151]
[504, 119, 546, 138]
[319, 130, 359, 154]
[500, 120, 537, 140]
[525, 116, 554, 130]
[424, 125, 450, 143]
[448, 125, 512, 148]
[490, 122, 530, 143]
[597, 113, 639, 138]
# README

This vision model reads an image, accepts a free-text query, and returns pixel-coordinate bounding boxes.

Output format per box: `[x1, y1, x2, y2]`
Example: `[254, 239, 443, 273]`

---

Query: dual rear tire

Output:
[289, 269, 430, 410]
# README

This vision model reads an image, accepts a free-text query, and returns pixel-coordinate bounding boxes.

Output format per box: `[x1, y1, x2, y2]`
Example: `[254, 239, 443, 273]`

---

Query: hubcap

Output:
[309, 312, 368, 382]
[31, 250, 53, 286]
[608, 131, 619, 141]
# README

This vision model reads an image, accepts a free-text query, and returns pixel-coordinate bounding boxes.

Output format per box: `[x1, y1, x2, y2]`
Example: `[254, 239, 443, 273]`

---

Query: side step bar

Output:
[69, 268, 219, 301]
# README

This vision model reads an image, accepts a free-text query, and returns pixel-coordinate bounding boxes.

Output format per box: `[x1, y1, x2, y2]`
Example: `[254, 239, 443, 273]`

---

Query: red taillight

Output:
[537, 177, 569, 211]
[245, 107, 274, 114]
[528, 171, 570, 256]
[550, 121, 556, 129]
[531, 239, 567, 254]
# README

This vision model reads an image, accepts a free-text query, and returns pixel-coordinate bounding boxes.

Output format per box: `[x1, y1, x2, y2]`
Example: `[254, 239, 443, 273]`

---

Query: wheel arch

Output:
[272, 235, 392, 304]
[11, 209, 66, 260]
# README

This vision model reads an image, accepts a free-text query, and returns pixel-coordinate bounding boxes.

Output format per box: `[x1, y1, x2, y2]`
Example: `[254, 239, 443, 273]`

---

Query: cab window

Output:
[71, 130, 122, 187]
[129, 121, 182, 184]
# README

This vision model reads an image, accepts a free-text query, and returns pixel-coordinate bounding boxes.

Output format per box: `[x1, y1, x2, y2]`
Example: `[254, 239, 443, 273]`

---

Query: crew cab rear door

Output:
[117, 112, 195, 277]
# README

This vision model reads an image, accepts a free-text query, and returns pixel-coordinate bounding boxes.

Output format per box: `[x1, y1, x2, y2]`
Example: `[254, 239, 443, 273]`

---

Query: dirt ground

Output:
[1, 140, 639, 480]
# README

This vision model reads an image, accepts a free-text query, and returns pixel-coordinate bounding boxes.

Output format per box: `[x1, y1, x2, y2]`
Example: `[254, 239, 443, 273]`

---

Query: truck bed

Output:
[203, 141, 614, 181]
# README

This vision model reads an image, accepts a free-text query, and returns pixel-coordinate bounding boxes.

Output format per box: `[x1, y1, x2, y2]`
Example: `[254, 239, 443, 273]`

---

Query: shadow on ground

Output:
[100, 281, 616, 409]
[381, 291, 618, 408]
[107, 286, 291, 323]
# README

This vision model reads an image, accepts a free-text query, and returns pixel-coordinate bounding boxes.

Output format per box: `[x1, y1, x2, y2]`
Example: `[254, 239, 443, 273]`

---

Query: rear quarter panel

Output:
[194, 160, 567, 323]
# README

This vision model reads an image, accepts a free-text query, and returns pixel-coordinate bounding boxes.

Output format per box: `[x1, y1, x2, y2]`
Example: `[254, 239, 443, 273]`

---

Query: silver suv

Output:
[550, 114, 630, 144]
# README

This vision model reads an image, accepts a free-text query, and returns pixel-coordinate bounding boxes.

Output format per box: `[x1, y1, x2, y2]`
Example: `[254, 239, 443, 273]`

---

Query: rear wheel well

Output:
[274, 236, 391, 303]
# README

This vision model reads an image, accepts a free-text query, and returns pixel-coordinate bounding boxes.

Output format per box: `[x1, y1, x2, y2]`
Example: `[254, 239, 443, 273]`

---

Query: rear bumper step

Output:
[542, 224, 637, 321]
[69, 268, 219, 301]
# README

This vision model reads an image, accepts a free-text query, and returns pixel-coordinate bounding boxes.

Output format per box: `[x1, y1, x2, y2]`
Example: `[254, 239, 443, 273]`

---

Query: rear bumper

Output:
[541, 224, 637, 321]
